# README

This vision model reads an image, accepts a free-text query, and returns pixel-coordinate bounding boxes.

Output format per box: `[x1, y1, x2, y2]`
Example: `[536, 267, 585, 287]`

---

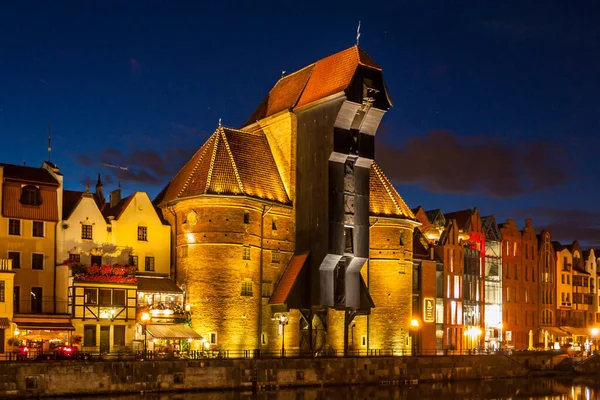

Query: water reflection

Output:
[55, 377, 600, 400]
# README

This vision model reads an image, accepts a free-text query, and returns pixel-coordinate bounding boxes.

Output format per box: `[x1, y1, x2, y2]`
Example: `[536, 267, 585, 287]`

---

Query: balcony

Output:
[0, 259, 12, 271]
[15, 298, 69, 315]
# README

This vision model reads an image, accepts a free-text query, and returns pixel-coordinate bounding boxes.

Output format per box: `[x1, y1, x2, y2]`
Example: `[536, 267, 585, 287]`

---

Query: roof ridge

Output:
[274, 63, 315, 86]
[178, 133, 215, 198]
[220, 127, 245, 193]
[374, 163, 415, 219]
[204, 130, 221, 193]
[373, 163, 402, 217]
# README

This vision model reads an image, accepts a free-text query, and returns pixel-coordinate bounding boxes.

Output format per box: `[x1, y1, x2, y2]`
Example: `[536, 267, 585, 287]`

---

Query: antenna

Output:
[47, 123, 52, 162]
[356, 21, 361, 46]
[218, 118, 222, 127]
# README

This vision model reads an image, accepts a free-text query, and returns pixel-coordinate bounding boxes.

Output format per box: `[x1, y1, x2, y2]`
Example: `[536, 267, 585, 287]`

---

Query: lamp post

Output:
[279, 314, 289, 357]
[410, 319, 420, 355]
[591, 328, 599, 354]
[141, 312, 150, 358]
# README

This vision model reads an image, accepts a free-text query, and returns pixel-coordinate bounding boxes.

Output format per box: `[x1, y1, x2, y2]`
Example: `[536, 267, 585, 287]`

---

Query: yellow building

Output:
[156, 46, 417, 354]
[0, 258, 15, 353]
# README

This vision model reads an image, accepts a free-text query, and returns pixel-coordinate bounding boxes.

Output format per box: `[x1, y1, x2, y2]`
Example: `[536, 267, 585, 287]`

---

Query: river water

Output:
[53, 376, 600, 399]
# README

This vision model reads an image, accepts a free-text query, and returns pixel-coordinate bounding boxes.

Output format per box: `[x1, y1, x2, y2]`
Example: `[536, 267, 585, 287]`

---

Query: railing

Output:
[15, 299, 69, 314]
[0, 259, 12, 271]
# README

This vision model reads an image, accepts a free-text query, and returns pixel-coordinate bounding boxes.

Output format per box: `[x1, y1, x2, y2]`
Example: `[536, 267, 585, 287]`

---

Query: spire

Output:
[356, 21, 361, 46]
[95, 173, 106, 206]
[96, 173, 103, 188]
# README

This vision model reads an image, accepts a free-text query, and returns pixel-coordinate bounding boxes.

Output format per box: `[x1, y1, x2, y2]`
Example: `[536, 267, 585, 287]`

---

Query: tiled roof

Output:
[369, 162, 415, 219]
[244, 46, 382, 124]
[155, 126, 291, 206]
[102, 195, 134, 220]
[63, 190, 84, 220]
[0, 163, 59, 186]
[270, 252, 309, 305]
[444, 209, 473, 230]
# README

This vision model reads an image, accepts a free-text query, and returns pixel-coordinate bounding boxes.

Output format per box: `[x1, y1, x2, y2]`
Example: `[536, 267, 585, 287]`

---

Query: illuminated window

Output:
[32, 221, 44, 237]
[272, 251, 280, 264]
[137, 226, 148, 241]
[20, 185, 41, 206]
[242, 246, 251, 260]
[241, 280, 253, 296]
[8, 219, 21, 236]
[513, 242, 517, 257]
[81, 224, 93, 240]
[454, 276, 460, 299]
[145, 256, 155, 272]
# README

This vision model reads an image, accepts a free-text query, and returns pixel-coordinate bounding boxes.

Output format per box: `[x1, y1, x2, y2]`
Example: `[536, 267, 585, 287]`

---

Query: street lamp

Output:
[279, 314, 289, 357]
[410, 319, 420, 355]
[141, 312, 150, 358]
[591, 328, 599, 354]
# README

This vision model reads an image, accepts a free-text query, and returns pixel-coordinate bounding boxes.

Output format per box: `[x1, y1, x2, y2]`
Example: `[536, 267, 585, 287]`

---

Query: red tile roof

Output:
[63, 190, 84, 219]
[244, 46, 382, 124]
[270, 252, 309, 305]
[1, 163, 59, 186]
[155, 126, 291, 206]
[369, 162, 415, 219]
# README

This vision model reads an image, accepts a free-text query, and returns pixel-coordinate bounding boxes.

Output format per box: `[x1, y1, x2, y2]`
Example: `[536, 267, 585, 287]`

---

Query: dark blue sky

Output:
[1, 1, 599, 245]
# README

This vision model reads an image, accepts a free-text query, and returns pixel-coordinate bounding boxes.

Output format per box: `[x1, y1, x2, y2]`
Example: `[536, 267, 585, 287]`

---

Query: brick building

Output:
[155, 46, 418, 353]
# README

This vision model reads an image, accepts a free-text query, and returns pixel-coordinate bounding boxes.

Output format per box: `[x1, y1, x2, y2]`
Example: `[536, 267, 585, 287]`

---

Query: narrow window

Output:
[0, 281, 5, 302]
[344, 227, 354, 254]
[261, 333, 268, 345]
[32, 221, 44, 237]
[32, 253, 44, 270]
[137, 226, 148, 241]
[8, 219, 21, 236]
[181, 245, 188, 258]
[272, 218, 277, 230]
[261, 282, 272, 298]
[243, 211, 250, 224]
[210, 332, 217, 345]
[8, 252, 20, 269]
[242, 246, 251, 260]
[272, 251, 280, 264]
[145, 256, 155, 272]
[81, 224, 93, 240]
[398, 261, 406, 274]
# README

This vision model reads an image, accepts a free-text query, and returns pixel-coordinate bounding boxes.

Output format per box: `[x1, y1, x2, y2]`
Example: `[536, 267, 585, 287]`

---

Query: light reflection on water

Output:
[54, 377, 600, 400]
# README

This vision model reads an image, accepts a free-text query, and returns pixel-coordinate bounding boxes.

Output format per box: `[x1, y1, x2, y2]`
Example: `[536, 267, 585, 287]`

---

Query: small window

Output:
[137, 226, 148, 241]
[261, 282, 272, 298]
[145, 256, 155, 272]
[261, 332, 268, 345]
[81, 224, 93, 240]
[128, 255, 138, 267]
[113, 289, 126, 306]
[8, 252, 20, 269]
[181, 245, 188, 258]
[242, 246, 251, 260]
[243, 211, 250, 224]
[32, 253, 44, 270]
[32, 221, 44, 237]
[398, 261, 406, 274]
[91, 255, 102, 266]
[99, 289, 112, 306]
[272, 251, 280, 264]
[344, 227, 354, 254]
[209, 332, 217, 345]
[241, 280, 253, 296]
[8, 219, 20, 236]
[69, 253, 81, 263]
[272, 218, 277, 230]
[0, 281, 5, 302]
[84, 288, 98, 304]
[361, 335, 367, 347]
[20, 185, 41, 206]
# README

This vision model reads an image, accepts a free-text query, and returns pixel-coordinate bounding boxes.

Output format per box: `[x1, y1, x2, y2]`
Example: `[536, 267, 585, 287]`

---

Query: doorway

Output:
[30, 287, 42, 313]
[100, 326, 110, 354]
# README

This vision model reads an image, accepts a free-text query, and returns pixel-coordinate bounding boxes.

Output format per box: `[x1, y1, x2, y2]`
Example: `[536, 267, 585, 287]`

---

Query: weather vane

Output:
[218, 118, 222, 126]
[356, 21, 361, 46]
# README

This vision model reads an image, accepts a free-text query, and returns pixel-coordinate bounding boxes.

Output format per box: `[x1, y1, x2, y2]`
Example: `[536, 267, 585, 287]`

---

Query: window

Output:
[84, 325, 97, 346]
[209, 332, 217, 345]
[31, 221, 44, 237]
[344, 227, 354, 254]
[137, 226, 148, 241]
[562, 274, 565, 284]
[242, 246, 251, 260]
[272, 218, 277, 230]
[513, 242, 517, 257]
[261, 333, 268, 345]
[8, 219, 20, 236]
[525, 244, 529, 260]
[81, 224, 93, 240]
[20, 185, 41, 206]
[99, 289, 112, 306]
[361, 335, 367, 347]
[145, 256, 155, 272]
[84, 288, 98, 304]
[567, 275, 570, 285]
[32, 253, 44, 270]
[272, 251, 280, 264]
[13, 286, 20, 313]
[91, 255, 102, 266]
[243, 211, 250, 224]
[8, 252, 20, 269]
[241, 280, 253, 296]
[113, 325, 125, 346]
[261, 282, 272, 298]
[113, 289, 126, 306]
[514, 264, 518, 280]
[180, 245, 188, 258]
[69, 253, 81, 262]
[0, 281, 4, 302]
[128, 255, 138, 267]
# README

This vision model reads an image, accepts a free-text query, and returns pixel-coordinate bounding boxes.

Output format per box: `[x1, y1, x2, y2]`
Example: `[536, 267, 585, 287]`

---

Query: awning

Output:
[561, 326, 591, 337]
[137, 278, 183, 293]
[270, 252, 309, 305]
[543, 327, 569, 337]
[0, 318, 9, 329]
[146, 324, 202, 339]
[16, 322, 75, 331]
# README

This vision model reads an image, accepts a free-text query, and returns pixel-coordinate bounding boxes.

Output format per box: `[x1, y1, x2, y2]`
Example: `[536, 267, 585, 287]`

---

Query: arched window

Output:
[20, 185, 41, 206]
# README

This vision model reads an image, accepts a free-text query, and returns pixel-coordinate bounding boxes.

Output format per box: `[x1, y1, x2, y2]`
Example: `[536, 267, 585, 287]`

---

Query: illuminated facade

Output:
[481, 216, 502, 350]
[156, 46, 418, 353]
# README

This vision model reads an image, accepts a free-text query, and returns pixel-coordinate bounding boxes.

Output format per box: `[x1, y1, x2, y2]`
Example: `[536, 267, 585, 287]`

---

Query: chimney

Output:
[95, 173, 105, 206]
[525, 218, 533, 229]
[110, 188, 121, 208]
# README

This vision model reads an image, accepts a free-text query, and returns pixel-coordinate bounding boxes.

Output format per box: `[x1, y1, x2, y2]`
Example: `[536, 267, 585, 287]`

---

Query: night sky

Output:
[1, 2, 599, 245]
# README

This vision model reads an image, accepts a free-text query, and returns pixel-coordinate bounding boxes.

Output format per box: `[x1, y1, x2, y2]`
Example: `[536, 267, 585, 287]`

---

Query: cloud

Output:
[376, 130, 570, 198]
[510, 207, 600, 248]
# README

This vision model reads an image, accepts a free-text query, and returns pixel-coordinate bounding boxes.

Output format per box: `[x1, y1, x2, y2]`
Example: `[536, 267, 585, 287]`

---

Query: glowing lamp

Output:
[141, 312, 151, 322]
[410, 319, 420, 328]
